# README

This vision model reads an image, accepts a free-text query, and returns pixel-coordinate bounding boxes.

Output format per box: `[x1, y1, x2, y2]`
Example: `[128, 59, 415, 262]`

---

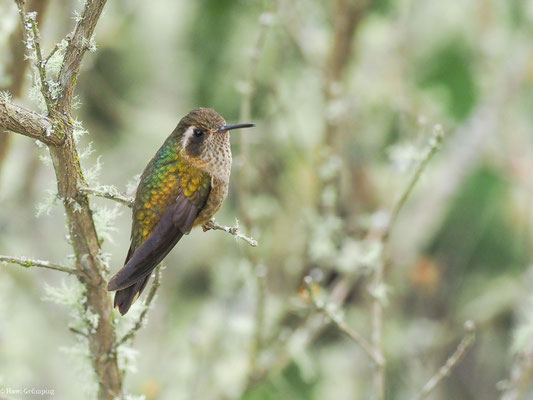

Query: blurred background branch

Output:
[415, 321, 476, 400]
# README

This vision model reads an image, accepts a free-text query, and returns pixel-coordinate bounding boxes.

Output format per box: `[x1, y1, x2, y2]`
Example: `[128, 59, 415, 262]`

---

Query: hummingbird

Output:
[107, 108, 254, 315]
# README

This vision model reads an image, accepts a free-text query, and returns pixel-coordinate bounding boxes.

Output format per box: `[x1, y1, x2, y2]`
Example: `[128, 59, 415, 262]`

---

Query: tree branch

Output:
[80, 186, 134, 208]
[305, 278, 384, 366]
[415, 321, 476, 400]
[382, 124, 446, 241]
[44, 42, 61, 65]
[27, 17, 54, 114]
[14, 0, 54, 115]
[56, 0, 107, 116]
[69, 326, 89, 338]
[0, 254, 78, 275]
[9, 0, 122, 397]
[0, 0, 50, 173]
[202, 218, 258, 247]
[79, 185, 259, 248]
[367, 124, 446, 400]
[0, 100, 61, 146]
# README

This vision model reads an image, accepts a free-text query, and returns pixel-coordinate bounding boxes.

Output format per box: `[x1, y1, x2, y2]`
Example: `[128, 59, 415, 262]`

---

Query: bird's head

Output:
[176, 107, 254, 175]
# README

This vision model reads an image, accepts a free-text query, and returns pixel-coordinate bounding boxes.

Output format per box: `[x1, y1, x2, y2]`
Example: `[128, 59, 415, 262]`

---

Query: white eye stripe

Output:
[181, 125, 196, 150]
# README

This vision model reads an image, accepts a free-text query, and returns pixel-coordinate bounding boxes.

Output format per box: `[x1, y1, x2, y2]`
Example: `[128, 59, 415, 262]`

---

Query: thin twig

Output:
[69, 326, 89, 338]
[80, 186, 134, 208]
[0, 254, 78, 275]
[415, 321, 476, 400]
[14, 0, 54, 114]
[44, 42, 60, 65]
[28, 19, 53, 114]
[305, 278, 384, 366]
[383, 124, 445, 241]
[114, 266, 161, 348]
[79, 186, 259, 248]
[369, 124, 446, 400]
[202, 218, 258, 247]
[371, 260, 386, 400]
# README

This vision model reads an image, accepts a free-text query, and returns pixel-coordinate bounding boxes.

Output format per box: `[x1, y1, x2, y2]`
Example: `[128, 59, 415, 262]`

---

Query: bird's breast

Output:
[194, 176, 229, 226]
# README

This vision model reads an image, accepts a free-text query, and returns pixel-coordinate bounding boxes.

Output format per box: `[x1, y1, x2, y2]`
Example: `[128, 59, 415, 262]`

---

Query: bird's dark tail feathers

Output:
[107, 194, 199, 315]
[113, 276, 150, 315]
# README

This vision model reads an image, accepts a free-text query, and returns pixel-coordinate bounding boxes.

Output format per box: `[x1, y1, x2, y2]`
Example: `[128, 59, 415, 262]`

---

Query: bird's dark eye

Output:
[193, 128, 204, 138]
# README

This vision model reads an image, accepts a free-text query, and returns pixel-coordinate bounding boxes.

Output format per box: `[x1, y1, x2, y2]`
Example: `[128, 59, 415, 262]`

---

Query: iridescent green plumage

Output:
[107, 108, 253, 315]
[132, 136, 211, 249]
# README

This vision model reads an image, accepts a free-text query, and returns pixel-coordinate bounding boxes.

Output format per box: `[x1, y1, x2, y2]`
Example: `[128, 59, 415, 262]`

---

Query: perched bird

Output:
[107, 108, 254, 314]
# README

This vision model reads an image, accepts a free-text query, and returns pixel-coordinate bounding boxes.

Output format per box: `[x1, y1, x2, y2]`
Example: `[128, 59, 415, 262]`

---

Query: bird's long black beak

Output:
[218, 123, 255, 132]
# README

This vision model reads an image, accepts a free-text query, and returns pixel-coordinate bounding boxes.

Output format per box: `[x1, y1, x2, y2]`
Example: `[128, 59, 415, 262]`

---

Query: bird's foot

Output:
[202, 221, 213, 232]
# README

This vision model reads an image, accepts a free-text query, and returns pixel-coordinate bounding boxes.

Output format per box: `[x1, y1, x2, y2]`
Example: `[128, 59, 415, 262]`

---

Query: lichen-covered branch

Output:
[56, 0, 107, 116]
[14, 0, 54, 115]
[27, 17, 54, 114]
[80, 186, 134, 208]
[202, 218, 258, 247]
[0, 255, 78, 275]
[0, 100, 60, 146]
[0, 0, 50, 172]
[415, 321, 476, 400]
[7, 0, 121, 398]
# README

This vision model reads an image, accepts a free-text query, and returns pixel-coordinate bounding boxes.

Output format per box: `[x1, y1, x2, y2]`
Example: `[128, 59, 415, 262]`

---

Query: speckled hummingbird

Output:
[107, 108, 254, 315]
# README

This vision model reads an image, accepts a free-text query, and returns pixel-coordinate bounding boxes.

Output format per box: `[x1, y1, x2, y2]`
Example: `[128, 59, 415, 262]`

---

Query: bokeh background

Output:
[1, 0, 533, 399]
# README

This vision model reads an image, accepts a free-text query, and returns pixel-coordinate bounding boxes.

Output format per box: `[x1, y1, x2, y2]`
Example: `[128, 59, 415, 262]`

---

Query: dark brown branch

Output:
[0, 255, 78, 275]
[0, 100, 61, 146]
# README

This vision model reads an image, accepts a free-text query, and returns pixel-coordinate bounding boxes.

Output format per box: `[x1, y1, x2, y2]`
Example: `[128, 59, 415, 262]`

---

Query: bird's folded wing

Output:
[107, 192, 198, 291]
